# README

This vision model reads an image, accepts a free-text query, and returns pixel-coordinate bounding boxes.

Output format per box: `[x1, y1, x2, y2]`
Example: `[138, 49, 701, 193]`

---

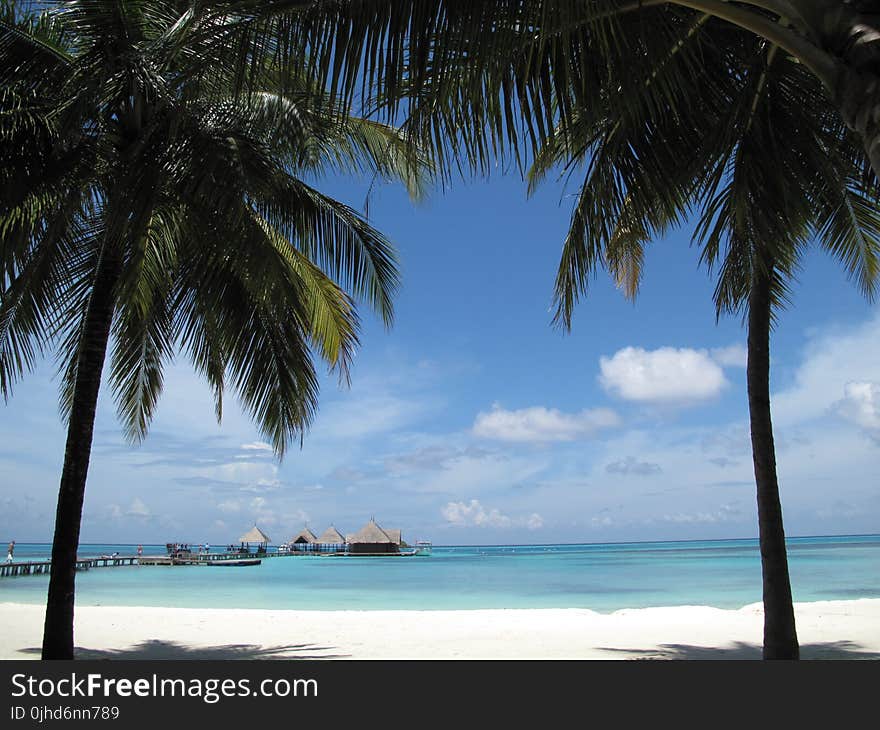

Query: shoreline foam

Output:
[2, 599, 878, 659]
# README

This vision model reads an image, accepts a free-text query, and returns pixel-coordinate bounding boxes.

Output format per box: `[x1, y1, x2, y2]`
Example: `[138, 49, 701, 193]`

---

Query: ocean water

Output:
[1, 535, 878, 612]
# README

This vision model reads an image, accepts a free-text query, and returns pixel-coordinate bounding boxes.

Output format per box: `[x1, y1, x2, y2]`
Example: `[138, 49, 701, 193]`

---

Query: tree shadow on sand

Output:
[18, 641, 349, 660]
[596, 640, 880, 660]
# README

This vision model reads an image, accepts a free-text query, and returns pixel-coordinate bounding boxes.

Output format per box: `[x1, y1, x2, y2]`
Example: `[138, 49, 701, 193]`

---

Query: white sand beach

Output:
[1, 599, 879, 659]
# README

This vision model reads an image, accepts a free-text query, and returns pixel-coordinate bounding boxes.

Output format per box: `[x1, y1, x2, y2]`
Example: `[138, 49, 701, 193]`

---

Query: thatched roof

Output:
[239, 525, 271, 544]
[383, 528, 403, 546]
[317, 526, 346, 543]
[290, 527, 318, 544]
[347, 519, 393, 544]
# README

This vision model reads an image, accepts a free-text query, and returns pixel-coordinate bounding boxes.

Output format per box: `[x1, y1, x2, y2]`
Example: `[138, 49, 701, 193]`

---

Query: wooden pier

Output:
[0, 555, 139, 578]
[0, 551, 267, 577]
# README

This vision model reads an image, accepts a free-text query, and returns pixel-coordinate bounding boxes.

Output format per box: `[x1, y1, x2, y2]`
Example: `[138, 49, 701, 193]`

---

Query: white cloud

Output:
[710, 344, 748, 368]
[241, 441, 272, 451]
[198, 461, 278, 487]
[526, 513, 544, 530]
[442, 500, 511, 527]
[126, 498, 151, 518]
[241, 478, 282, 494]
[606, 456, 662, 476]
[772, 313, 880, 427]
[441, 499, 544, 530]
[659, 503, 743, 524]
[599, 346, 728, 404]
[832, 381, 880, 432]
[216, 500, 241, 514]
[314, 394, 428, 440]
[473, 404, 619, 442]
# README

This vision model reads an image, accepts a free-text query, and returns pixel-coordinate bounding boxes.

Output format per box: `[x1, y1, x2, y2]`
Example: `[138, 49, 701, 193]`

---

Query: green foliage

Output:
[247, 1, 879, 323]
[0, 0, 430, 455]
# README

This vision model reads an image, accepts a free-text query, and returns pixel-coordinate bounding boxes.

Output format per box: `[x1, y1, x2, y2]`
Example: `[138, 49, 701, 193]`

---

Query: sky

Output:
[2, 168, 879, 546]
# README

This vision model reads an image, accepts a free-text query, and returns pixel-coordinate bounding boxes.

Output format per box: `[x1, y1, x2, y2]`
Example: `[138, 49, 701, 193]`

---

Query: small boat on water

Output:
[206, 558, 261, 567]
[414, 541, 433, 556]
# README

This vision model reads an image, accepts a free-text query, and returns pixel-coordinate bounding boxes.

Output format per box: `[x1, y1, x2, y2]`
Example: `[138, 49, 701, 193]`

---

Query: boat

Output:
[206, 558, 261, 567]
[414, 541, 433, 556]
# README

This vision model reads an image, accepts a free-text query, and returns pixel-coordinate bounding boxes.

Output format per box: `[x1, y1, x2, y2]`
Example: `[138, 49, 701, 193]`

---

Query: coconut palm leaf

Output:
[0, 0, 431, 660]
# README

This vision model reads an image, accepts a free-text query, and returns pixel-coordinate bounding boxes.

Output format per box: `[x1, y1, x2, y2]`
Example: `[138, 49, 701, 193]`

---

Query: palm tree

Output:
[524, 17, 880, 659]
[278, 1, 880, 181]
[271, 2, 880, 658]
[0, 0, 427, 660]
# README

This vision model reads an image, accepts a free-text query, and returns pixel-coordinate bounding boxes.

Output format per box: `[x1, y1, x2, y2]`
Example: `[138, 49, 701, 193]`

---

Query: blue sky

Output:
[2, 169, 879, 546]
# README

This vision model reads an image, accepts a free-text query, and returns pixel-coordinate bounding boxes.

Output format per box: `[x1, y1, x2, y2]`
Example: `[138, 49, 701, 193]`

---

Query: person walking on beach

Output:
[6, 540, 14, 562]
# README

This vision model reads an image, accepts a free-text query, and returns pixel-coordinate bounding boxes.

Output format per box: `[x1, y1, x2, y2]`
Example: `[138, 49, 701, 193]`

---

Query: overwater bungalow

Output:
[290, 527, 318, 544]
[317, 525, 346, 552]
[347, 518, 403, 555]
[239, 525, 271, 554]
[287, 526, 319, 553]
[317, 525, 346, 543]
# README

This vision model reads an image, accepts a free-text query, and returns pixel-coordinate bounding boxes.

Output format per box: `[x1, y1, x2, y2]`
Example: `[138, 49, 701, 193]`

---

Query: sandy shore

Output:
[2, 599, 878, 659]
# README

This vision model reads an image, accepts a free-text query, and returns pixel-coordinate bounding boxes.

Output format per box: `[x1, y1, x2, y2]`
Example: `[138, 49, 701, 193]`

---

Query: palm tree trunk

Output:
[41, 248, 121, 660]
[747, 258, 799, 660]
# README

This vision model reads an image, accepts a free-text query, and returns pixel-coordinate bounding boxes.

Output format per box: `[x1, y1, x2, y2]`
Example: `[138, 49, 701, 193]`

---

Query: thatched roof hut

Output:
[347, 519, 401, 554]
[317, 525, 346, 544]
[290, 527, 318, 544]
[239, 525, 271, 544]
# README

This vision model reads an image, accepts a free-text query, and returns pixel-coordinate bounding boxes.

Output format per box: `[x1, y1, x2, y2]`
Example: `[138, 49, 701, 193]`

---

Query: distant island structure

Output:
[346, 518, 404, 555]
[193, 519, 432, 558]
[290, 527, 318, 547]
[317, 525, 346, 544]
[267, 518, 430, 556]
[239, 525, 271, 554]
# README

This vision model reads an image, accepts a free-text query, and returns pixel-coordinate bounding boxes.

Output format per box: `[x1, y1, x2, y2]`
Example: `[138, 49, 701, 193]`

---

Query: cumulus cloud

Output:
[599, 346, 728, 404]
[473, 404, 620, 442]
[442, 500, 510, 527]
[126, 498, 151, 518]
[605, 456, 662, 476]
[710, 344, 748, 368]
[772, 313, 880, 427]
[441, 499, 543, 530]
[526, 513, 544, 530]
[832, 381, 880, 435]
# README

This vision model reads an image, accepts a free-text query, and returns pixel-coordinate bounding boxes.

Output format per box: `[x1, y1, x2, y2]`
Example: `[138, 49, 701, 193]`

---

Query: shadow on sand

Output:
[596, 639, 880, 660]
[18, 641, 349, 660]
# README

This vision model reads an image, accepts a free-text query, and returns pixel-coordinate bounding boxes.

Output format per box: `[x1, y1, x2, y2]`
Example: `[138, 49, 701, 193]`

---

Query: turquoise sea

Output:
[2, 535, 878, 612]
